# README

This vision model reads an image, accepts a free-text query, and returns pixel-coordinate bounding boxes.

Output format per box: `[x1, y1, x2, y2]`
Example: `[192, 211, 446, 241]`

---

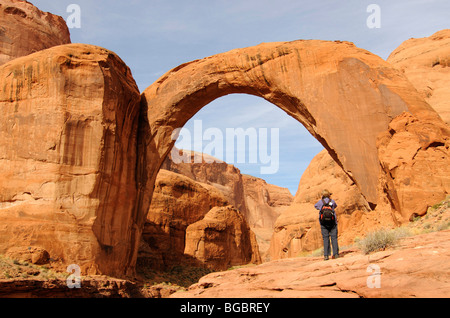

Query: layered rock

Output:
[161, 150, 248, 214]
[242, 174, 292, 256]
[0, 44, 141, 276]
[0, 0, 71, 65]
[139, 169, 228, 270]
[140, 152, 292, 270]
[387, 29, 450, 124]
[184, 206, 261, 271]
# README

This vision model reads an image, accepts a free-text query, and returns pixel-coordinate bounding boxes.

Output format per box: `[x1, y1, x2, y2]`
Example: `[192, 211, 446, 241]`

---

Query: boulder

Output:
[184, 206, 261, 271]
[0, 0, 71, 65]
[6, 246, 50, 265]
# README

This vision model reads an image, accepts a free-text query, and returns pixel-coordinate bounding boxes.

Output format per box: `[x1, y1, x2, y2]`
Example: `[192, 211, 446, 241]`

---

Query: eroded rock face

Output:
[242, 174, 293, 229]
[184, 206, 261, 271]
[387, 29, 450, 125]
[161, 150, 249, 215]
[139, 169, 229, 270]
[0, 0, 71, 65]
[377, 112, 450, 222]
[0, 44, 141, 276]
[140, 152, 292, 270]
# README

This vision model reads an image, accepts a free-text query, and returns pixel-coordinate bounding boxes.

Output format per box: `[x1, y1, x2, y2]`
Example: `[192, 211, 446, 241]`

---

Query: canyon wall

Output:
[0, 44, 142, 276]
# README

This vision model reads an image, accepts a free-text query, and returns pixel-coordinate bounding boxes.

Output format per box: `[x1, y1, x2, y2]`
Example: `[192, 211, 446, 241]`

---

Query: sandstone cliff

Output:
[140, 151, 292, 270]
[377, 112, 450, 222]
[0, 43, 141, 276]
[139, 168, 229, 270]
[0, 0, 71, 65]
[387, 29, 450, 125]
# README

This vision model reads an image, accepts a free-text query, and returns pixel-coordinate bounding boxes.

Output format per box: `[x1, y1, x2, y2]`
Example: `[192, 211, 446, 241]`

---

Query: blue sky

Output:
[29, 0, 450, 195]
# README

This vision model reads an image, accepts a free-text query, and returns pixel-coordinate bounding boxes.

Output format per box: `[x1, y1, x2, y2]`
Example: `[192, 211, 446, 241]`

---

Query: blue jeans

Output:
[320, 224, 339, 257]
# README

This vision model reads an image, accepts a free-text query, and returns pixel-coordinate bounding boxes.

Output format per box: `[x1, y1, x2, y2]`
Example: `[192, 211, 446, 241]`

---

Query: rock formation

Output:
[140, 152, 292, 270]
[0, 0, 71, 65]
[242, 174, 292, 229]
[377, 112, 450, 222]
[161, 150, 249, 215]
[387, 29, 450, 125]
[1, 0, 449, 279]
[0, 44, 141, 276]
[184, 206, 261, 271]
[242, 174, 292, 255]
[139, 38, 442, 222]
[139, 169, 229, 270]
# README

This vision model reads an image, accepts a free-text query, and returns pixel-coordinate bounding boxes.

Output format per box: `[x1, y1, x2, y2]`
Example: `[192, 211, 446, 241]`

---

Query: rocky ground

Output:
[171, 229, 450, 298]
[1, 197, 448, 298]
[170, 196, 450, 298]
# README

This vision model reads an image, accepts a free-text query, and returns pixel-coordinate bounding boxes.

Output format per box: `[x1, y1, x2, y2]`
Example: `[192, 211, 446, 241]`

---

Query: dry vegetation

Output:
[355, 195, 450, 254]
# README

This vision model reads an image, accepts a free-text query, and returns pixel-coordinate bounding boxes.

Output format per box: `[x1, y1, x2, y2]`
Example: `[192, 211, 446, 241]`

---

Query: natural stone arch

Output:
[137, 39, 439, 226]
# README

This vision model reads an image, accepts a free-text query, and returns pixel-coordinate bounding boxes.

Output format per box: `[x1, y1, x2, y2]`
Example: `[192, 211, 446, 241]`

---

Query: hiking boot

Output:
[333, 254, 339, 259]
[324, 256, 329, 261]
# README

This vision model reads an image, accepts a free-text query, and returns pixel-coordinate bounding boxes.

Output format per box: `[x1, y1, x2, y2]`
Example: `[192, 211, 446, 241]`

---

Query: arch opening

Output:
[139, 93, 326, 270]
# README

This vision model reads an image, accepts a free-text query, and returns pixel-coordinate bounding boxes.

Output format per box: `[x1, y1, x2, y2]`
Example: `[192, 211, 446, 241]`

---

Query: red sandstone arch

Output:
[137, 39, 439, 226]
[0, 39, 445, 277]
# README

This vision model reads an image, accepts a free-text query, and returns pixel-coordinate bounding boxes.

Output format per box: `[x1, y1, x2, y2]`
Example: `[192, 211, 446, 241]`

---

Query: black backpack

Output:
[319, 199, 335, 226]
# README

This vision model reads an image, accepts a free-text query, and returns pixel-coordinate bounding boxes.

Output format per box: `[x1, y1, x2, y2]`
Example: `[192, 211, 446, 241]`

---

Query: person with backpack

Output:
[314, 189, 339, 260]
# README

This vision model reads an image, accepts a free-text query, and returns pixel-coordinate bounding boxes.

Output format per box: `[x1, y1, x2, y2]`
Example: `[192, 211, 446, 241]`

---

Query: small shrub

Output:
[357, 227, 411, 254]
[436, 220, 450, 232]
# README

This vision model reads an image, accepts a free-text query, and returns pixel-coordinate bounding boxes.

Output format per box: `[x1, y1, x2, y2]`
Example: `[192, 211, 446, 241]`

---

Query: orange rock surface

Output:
[387, 30, 450, 124]
[1, 0, 449, 280]
[140, 152, 292, 270]
[377, 112, 450, 221]
[139, 38, 441, 218]
[173, 230, 450, 298]
[184, 206, 261, 271]
[268, 149, 390, 261]
[0, 0, 71, 65]
[0, 44, 141, 276]
[139, 169, 228, 270]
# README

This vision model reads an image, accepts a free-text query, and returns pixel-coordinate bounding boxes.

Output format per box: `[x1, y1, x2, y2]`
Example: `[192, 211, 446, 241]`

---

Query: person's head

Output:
[321, 189, 332, 198]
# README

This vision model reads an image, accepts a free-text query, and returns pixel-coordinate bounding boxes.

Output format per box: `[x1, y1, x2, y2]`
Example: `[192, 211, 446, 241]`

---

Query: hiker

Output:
[314, 189, 339, 260]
